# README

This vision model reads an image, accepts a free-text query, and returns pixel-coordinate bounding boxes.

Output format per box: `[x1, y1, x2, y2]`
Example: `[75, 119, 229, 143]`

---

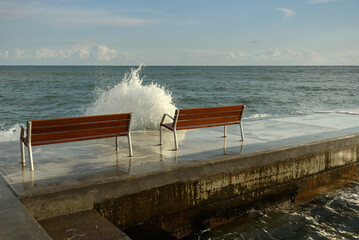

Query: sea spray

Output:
[86, 66, 176, 130]
[0, 123, 21, 142]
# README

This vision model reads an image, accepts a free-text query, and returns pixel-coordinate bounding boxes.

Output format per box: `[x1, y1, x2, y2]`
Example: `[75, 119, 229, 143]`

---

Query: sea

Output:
[0, 65, 358, 239]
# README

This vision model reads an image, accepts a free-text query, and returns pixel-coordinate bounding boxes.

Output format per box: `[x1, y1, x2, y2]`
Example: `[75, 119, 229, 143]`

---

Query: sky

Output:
[0, 0, 358, 65]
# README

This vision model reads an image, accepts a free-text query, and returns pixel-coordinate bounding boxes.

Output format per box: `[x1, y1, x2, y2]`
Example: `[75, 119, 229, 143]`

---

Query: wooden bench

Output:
[20, 113, 133, 171]
[159, 105, 245, 150]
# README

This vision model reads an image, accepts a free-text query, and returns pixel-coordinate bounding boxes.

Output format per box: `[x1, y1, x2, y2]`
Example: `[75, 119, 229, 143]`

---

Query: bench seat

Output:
[20, 113, 133, 171]
[160, 105, 245, 150]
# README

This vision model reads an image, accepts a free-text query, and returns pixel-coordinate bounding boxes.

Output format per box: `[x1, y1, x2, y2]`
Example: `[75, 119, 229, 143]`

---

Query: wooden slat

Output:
[31, 119, 129, 134]
[31, 132, 128, 146]
[178, 105, 244, 115]
[178, 110, 243, 121]
[31, 113, 132, 128]
[177, 121, 239, 130]
[31, 126, 128, 143]
[176, 116, 240, 128]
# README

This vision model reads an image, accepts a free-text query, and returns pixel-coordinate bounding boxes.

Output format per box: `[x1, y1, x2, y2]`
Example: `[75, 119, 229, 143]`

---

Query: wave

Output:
[244, 113, 274, 119]
[315, 109, 359, 115]
[85, 65, 176, 130]
[0, 123, 21, 142]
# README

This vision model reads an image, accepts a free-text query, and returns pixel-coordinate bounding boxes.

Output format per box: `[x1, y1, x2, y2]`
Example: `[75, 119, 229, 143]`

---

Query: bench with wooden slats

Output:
[20, 113, 133, 171]
[159, 105, 245, 150]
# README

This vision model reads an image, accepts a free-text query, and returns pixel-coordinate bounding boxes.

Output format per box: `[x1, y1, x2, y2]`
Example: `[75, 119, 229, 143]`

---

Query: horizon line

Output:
[1, 64, 359, 67]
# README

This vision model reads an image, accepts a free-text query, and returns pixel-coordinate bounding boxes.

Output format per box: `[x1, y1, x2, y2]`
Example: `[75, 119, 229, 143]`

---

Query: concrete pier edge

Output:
[0, 174, 52, 240]
[18, 133, 359, 237]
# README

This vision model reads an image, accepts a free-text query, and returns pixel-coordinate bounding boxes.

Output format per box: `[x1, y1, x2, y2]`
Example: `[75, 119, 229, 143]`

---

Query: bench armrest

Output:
[160, 113, 174, 124]
[20, 125, 26, 140]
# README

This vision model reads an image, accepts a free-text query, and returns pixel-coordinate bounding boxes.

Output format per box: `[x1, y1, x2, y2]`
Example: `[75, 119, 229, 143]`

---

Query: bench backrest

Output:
[174, 105, 245, 130]
[27, 113, 132, 146]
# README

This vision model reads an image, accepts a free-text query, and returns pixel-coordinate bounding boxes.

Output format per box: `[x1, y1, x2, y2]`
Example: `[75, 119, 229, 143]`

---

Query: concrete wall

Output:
[22, 134, 359, 233]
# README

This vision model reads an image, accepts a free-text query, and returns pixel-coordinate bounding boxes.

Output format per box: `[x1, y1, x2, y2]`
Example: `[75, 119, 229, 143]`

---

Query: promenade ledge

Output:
[1, 111, 359, 239]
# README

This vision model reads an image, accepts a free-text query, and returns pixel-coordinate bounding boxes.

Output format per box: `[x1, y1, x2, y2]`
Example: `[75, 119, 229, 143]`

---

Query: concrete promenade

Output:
[0, 111, 359, 239]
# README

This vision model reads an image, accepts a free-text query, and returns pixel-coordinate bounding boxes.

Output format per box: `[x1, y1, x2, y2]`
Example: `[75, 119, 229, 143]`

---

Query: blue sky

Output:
[0, 0, 358, 65]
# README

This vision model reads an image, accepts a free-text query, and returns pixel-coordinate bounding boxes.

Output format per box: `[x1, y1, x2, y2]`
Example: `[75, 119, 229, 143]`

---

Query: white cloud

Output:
[176, 48, 323, 65]
[0, 44, 127, 63]
[307, 0, 338, 4]
[0, 46, 327, 65]
[0, 49, 26, 59]
[178, 50, 249, 60]
[254, 49, 322, 63]
[0, 50, 9, 58]
[229, 52, 249, 58]
[58, 49, 75, 59]
[84, 45, 118, 61]
[179, 49, 216, 58]
[277, 8, 295, 21]
[35, 48, 58, 60]
[14, 49, 25, 59]
[79, 49, 90, 59]
[34, 44, 118, 62]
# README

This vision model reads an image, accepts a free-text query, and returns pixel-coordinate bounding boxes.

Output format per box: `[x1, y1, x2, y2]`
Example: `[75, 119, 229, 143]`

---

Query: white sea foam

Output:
[86, 65, 177, 130]
[335, 110, 359, 115]
[0, 123, 21, 142]
[245, 113, 274, 119]
[315, 109, 359, 115]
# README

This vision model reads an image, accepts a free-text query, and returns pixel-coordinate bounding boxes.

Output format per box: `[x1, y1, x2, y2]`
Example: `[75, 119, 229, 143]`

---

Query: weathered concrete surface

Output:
[294, 163, 359, 204]
[0, 175, 51, 240]
[93, 135, 359, 232]
[0, 112, 359, 238]
[39, 210, 131, 240]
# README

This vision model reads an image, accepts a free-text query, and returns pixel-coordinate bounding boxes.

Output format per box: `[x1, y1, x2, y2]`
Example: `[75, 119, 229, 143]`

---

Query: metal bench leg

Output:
[20, 141, 25, 164]
[159, 126, 163, 145]
[240, 123, 244, 141]
[115, 137, 119, 151]
[28, 144, 34, 171]
[128, 133, 133, 157]
[224, 125, 227, 138]
[173, 129, 178, 150]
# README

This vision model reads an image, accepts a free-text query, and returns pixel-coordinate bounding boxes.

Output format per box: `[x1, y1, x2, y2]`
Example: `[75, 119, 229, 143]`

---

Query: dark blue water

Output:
[1, 66, 358, 131]
[208, 182, 359, 240]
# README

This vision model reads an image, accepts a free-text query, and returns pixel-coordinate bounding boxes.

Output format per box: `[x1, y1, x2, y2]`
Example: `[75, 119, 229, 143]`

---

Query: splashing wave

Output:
[0, 123, 21, 142]
[86, 66, 176, 130]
